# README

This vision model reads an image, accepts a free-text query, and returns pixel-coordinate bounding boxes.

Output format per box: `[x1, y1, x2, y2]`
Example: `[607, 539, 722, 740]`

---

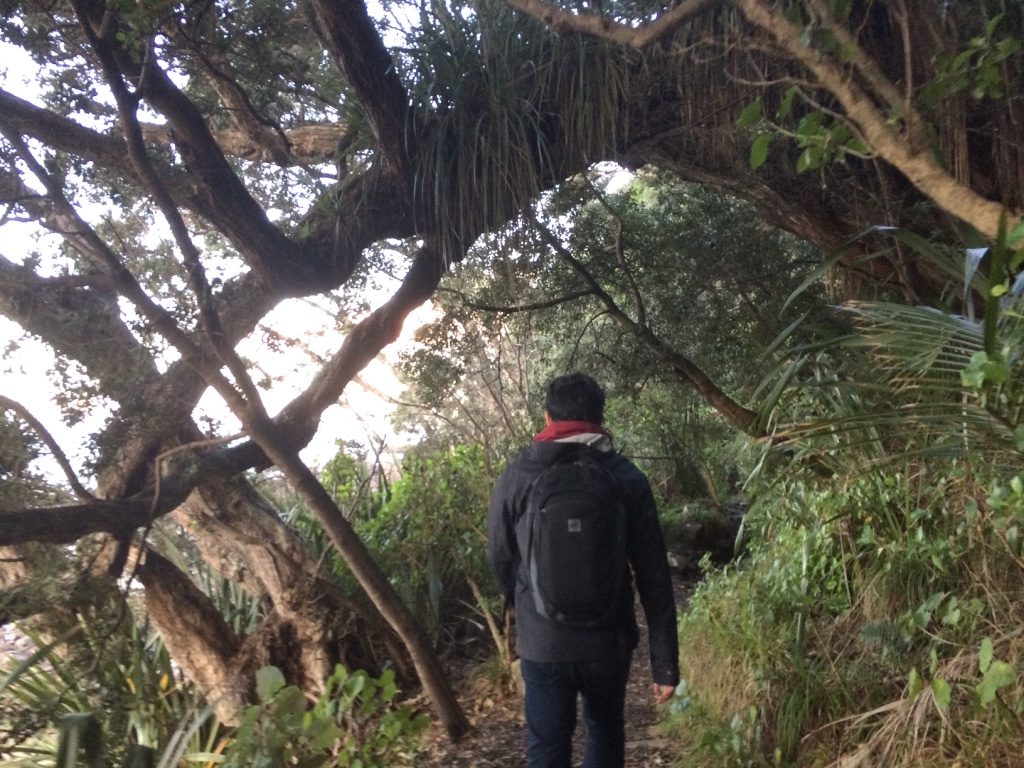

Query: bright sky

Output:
[0, 41, 430, 485]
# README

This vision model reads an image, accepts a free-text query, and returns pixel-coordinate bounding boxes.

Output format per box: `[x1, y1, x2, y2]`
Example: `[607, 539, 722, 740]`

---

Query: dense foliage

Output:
[1, 0, 1023, 764]
[665, 248, 1024, 765]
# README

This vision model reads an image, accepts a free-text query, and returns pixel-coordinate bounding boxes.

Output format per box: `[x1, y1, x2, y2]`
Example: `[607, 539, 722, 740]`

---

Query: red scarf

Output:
[533, 420, 611, 443]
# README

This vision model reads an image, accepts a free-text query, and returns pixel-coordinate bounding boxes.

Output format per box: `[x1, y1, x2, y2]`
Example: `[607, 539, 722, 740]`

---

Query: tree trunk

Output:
[242, 419, 470, 741]
[138, 550, 247, 724]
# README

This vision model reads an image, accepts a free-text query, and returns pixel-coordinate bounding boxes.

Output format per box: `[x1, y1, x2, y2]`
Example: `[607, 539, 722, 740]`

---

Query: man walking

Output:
[487, 372, 679, 768]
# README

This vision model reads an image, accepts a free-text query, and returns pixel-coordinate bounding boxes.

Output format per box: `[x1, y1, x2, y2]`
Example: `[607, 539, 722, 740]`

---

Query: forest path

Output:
[420, 578, 692, 767]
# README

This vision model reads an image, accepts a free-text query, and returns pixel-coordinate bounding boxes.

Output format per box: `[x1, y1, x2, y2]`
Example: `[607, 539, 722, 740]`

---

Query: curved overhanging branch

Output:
[732, 0, 1019, 242]
[505, 0, 722, 48]
[508, 0, 1021, 241]
[530, 213, 759, 433]
[270, 243, 449, 445]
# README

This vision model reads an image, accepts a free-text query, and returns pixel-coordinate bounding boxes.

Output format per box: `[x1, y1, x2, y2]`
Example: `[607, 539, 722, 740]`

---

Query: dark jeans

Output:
[520, 656, 632, 768]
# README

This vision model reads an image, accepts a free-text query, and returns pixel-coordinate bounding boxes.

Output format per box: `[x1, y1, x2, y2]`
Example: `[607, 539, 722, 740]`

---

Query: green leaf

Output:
[985, 357, 1010, 385]
[908, 667, 923, 699]
[990, 282, 1008, 297]
[796, 145, 825, 173]
[979, 637, 994, 673]
[308, 723, 344, 751]
[796, 147, 814, 173]
[256, 666, 286, 702]
[750, 133, 772, 169]
[272, 686, 308, 721]
[977, 660, 1015, 706]
[844, 137, 868, 154]
[828, 0, 851, 21]
[776, 86, 797, 120]
[1007, 218, 1024, 247]
[737, 99, 763, 128]
[985, 13, 1004, 38]
[1014, 427, 1024, 452]
[931, 678, 951, 710]
[796, 111, 823, 137]
[857, 524, 876, 547]
[951, 49, 975, 73]
[347, 672, 367, 698]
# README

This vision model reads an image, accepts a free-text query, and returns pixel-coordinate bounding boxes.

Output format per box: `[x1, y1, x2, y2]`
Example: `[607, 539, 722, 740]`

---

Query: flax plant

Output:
[400, 0, 644, 260]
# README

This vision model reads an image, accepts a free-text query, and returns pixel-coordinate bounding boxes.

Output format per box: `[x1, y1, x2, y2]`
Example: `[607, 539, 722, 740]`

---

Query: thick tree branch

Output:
[271, 243, 449, 445]
[734, 0, 1020, 240]
[0, 498, 154, 545]
[440, 285, 594, 313]
[142, 122, 346, 164]
[138, 548, 245, 723]
[505, 0, 723, 48]
[0, 89, 132, 172]
[0, 86, 340, 170]
[308, 0, 412, 176]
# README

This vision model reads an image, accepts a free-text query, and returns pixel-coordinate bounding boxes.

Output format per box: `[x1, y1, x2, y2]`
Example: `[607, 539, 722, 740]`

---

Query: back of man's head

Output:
[544, 372, 605, 423]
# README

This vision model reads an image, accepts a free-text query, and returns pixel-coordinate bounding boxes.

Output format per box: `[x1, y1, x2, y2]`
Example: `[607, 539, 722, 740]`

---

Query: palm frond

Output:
[771, 298, 1024, 473]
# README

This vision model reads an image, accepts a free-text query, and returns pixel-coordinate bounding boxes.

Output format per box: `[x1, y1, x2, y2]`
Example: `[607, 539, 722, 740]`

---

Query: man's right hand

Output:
[652, 683, 675, 704]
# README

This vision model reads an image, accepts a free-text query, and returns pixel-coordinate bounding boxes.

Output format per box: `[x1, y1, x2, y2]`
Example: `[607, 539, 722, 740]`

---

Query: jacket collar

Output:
[533, 420, 613, 452]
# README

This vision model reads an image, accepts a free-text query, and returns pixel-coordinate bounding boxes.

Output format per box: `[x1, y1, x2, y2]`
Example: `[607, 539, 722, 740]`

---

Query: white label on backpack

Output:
[567, 518, 582, 533]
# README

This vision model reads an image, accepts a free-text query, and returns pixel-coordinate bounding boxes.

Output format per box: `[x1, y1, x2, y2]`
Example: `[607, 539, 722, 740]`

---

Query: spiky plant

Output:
[398, 0, 648, 259]
[0, 609, 220, 767]
[764, 223, 1024, 476]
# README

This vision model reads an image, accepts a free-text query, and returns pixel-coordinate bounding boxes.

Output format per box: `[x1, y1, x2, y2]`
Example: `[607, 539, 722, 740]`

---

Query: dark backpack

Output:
[517, 449, 628, 628]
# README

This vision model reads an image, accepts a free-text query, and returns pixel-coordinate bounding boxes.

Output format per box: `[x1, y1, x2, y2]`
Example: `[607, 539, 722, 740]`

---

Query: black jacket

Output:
[486, 440, 680, 686]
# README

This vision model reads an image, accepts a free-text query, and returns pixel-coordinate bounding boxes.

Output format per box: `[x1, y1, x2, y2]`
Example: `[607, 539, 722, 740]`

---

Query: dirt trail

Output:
[421, 580, 690, 767]
[420, 649, 675, 767]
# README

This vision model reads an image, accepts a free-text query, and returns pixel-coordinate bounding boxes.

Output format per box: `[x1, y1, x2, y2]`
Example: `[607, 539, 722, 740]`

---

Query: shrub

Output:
[220, 665, 426, 768]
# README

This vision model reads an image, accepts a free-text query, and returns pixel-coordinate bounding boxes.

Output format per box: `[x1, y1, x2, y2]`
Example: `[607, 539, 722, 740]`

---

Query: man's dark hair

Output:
[544, 372, 605, 423]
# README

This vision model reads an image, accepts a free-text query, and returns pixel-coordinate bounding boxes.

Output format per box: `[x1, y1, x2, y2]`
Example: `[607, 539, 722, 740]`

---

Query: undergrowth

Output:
[667, 469, 1024, 767]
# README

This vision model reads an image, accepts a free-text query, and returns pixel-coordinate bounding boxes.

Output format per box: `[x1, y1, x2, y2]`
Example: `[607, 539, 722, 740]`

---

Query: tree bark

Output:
[138, 549, 247, 723]
[238, 413, 471, 741]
